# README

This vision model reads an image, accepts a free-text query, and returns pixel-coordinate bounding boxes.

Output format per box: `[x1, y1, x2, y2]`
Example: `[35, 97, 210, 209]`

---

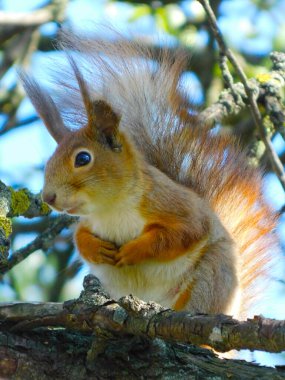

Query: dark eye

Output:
[75, 151, 91, 167]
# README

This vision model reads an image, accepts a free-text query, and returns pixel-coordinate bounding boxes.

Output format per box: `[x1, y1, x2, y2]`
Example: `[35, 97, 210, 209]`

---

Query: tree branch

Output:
[0, 180, 51, 219]
[0, 0, 68, 137]
[0, 214, 76, 275]
[0, 10, 55, 27]
[1, 275, 285, 354]
[200, 53, 285, 125]
[0, 180, 77, 272]
[1, 275, 285, 379]
[0, 0, 67, 27]
[198, 0, 285, 191]
[0, 116, 39, 137]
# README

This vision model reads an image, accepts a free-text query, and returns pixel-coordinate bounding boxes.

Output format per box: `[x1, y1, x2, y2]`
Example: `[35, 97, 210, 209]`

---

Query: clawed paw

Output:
[96, 241, 118, 265]
[115, 244, 141, 267]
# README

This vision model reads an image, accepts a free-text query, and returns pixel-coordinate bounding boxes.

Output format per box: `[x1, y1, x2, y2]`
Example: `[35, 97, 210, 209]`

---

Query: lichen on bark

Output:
[9, 187, 31, 216]
[0, 216, 12, 238]
[1, 183, 51, 218]
[40, 201, 50, 215]
[0, 217, 11, 263]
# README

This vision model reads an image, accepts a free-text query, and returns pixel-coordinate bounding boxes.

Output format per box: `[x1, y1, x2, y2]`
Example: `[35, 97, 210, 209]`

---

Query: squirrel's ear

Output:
[91, 100, 122, 152]
[67, 55, 122, 152]
[19, 71, 68, 143]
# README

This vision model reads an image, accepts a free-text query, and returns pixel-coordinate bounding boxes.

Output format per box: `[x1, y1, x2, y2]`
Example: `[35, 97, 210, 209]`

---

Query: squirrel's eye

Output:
[75, 151, 91, 167]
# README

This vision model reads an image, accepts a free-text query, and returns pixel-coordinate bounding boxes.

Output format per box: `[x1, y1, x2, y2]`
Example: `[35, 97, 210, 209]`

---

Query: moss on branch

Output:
[0, 181, 51, 219]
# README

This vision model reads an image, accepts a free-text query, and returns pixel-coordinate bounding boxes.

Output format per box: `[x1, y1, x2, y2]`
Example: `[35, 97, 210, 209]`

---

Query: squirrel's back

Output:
[54, 29, 277, 315]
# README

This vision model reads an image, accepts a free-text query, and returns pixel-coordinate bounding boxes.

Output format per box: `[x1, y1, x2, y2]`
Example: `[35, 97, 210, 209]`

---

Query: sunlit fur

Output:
[23, 28, 277, 319]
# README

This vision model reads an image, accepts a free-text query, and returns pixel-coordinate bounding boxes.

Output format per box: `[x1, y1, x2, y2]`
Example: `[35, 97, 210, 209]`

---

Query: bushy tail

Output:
[55, 29, 278, 314]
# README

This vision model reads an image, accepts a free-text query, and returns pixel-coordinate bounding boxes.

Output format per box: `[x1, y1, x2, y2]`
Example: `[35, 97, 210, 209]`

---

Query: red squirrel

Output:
[20, 30, 277, 318]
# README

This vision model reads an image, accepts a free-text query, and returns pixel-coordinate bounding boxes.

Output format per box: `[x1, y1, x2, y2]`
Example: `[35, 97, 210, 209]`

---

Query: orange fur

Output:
[115, 221, 209, 267]
[75, 225, 118, 265]
[172, 240, 210, 311]
[173, 280, 196, 311]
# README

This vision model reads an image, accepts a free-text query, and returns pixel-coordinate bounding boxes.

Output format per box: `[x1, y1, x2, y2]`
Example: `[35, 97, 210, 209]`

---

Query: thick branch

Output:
[0, 0, 67, 27]
[2, 330, 284, 380]
[0, 275, 285, 379]
[0, 9, 55, 27]
[1, 275, 285, 354]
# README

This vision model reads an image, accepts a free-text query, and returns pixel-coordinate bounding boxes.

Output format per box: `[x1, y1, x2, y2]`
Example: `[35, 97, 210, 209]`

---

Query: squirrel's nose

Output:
[43, 192, 57, 206]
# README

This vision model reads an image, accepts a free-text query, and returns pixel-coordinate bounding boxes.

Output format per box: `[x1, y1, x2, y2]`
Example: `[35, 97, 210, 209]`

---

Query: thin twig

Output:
[0, 180, 51, 219]
[198, 0, 285, 191]
[1, 0, 68, 136]
[0, 215, 77, 275]
[0, 116, 39, 136]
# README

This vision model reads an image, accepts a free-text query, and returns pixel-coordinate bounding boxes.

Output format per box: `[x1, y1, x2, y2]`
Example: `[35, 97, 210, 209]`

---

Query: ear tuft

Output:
[92, 100, 122, 152]
[19, 70, 68, 143]
[66, 54, 94, 119]
[66, 56, 121, 151]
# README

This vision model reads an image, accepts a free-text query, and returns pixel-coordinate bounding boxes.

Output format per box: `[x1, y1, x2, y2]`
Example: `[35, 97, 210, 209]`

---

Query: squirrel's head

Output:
[20, 59, 140, 216]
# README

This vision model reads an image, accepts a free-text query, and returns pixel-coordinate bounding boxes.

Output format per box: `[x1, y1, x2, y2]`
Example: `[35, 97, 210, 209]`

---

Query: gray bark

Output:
[1, 275, 285, 379]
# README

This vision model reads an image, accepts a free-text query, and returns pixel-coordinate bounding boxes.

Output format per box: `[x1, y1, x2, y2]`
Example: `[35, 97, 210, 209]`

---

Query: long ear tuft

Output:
[65, 56, 122, 151]
[92, 100, 122, 152]
[66, 54, 95, 123]
[19, 70, 68, 142]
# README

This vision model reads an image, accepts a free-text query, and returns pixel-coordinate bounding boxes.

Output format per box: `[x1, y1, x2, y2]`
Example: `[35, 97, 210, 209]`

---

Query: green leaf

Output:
[128, 4, 151, 22]
[155, 7, 171, 33]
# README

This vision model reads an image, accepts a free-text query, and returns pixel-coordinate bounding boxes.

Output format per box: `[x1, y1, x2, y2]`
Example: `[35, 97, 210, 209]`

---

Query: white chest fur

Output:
[85, 204, 145, 246]
[82, 204, 194, 307]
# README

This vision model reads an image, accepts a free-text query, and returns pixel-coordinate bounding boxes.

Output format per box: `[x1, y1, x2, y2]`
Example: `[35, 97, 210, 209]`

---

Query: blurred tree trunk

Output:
[2, 331, 285, 380]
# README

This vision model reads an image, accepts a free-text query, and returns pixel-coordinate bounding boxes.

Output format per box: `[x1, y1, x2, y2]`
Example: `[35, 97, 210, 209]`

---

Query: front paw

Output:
[78, 235, 118, 265]
[96, 240, 119, 265]
[115, 243, 143, 267]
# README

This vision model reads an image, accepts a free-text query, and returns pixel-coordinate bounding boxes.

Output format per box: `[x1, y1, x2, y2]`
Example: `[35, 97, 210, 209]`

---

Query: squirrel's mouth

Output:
[65, 203, 84, 215]
[65, 207, 79, 214]
[48, 203, 83, 215]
